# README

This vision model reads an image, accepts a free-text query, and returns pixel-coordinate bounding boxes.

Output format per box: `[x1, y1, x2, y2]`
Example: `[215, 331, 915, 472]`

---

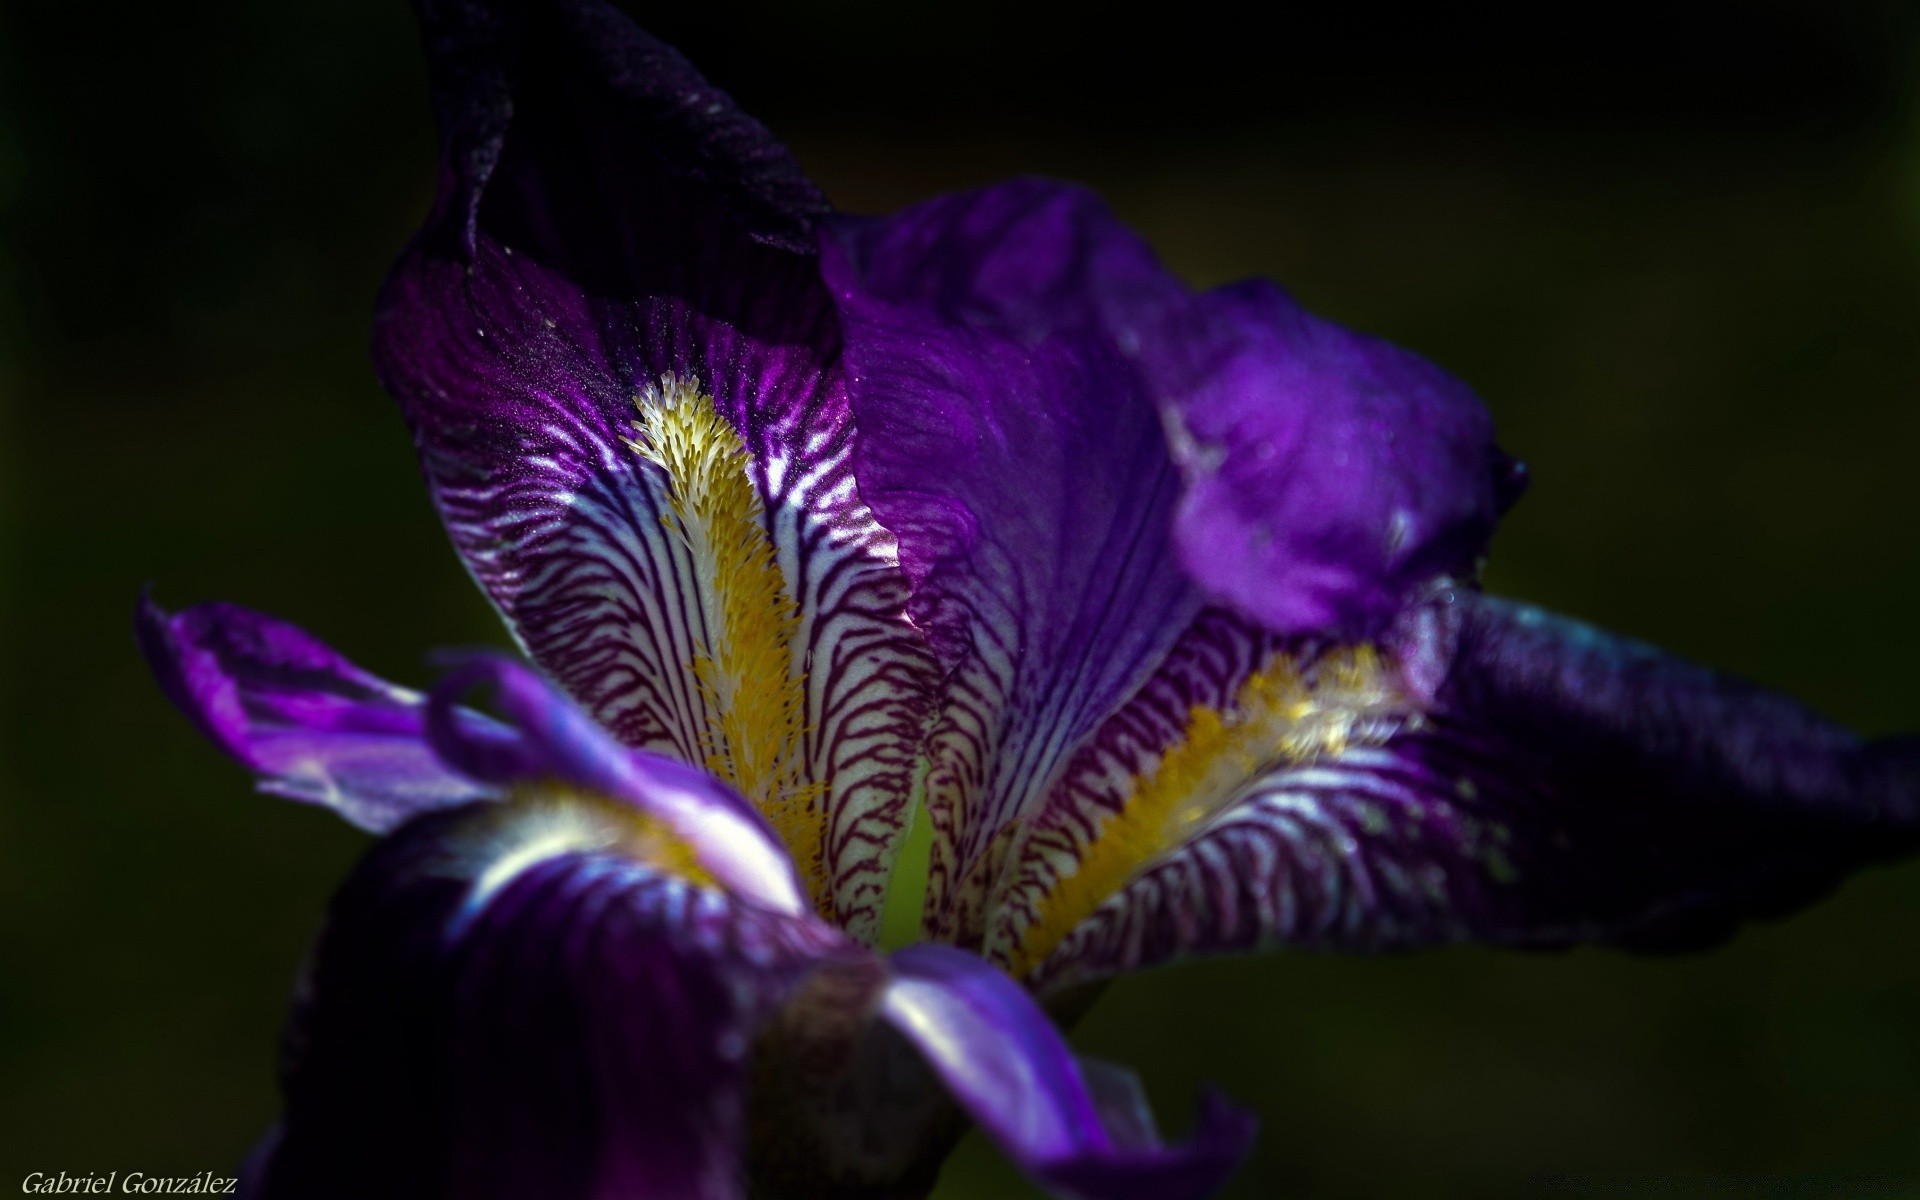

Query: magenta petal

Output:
[250, 806, 853, 1200]
[882, 944, 1254, 1200]
[135, 595, 499, 832]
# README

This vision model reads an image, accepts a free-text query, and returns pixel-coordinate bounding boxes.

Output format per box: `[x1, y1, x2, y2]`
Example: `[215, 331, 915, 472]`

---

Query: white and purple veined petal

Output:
[1021, 591, 1920, 991]
[138, 0, 1920, 1194]
[374, 0, 939, 939]
[819, 165, 1914, 998]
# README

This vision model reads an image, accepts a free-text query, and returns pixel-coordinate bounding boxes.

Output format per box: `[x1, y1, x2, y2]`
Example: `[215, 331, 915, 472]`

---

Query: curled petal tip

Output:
[424, 659, 550, 786]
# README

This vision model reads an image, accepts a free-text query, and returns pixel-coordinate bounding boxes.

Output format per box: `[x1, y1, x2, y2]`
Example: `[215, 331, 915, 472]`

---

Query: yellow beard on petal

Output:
[1007, 645, 1400, 979]
[626, 375, 829, 914]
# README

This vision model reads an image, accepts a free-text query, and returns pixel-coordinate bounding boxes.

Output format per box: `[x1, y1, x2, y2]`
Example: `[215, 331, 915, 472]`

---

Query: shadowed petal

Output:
[135, 595, 502, 832]
[1026, 591, 1919, 990]
[377, 0, 936, 937]
[250, 803, 854, 1200]
[882, 944, 1255, 1200]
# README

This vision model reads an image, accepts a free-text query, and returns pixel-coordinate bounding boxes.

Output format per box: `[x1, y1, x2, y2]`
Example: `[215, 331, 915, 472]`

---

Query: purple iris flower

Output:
[136, 2, 1918, 1197]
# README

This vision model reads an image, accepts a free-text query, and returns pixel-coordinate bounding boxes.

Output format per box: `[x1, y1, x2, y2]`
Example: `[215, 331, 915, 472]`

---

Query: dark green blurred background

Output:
[4, 2, 1920, 1196]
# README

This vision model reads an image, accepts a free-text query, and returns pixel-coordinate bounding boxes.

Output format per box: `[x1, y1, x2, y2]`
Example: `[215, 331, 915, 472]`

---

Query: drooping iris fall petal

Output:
[250, 803, 854, 1200]
[142, 601, 1255, 1199]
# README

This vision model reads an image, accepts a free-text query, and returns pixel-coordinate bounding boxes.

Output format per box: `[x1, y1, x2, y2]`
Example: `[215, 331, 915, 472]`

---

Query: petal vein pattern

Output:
[992, 609, 1406, 978]
[382, 246, 936, 939]
[625, 374, 827, 905]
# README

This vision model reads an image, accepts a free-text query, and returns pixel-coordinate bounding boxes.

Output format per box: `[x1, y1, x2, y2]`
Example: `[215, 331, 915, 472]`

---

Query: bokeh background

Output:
[4, 2, 1920, 1196]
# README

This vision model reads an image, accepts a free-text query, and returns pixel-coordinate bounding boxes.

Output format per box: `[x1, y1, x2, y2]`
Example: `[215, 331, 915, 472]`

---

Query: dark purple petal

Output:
[377, 0, 936, 937]
[881, 944, 1255, 1200]
[135, 595, 500, 832]
[425, 654, 810, 916]
[250, 803, 854, 1200]
[822, 181, 1204, 945]
[1030, 591, 1919, 989]
[1152, 280, 1521, 635]
[413, 0, 826, 258]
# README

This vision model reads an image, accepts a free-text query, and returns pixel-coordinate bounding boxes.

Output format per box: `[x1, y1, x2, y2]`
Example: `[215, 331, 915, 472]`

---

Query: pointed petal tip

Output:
[1863, 734, 1920, 831]
[134, 590, 262, 767]
[134, 595, 498, 833]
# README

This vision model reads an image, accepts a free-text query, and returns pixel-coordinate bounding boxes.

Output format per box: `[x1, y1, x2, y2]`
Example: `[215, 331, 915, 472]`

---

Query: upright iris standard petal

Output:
[376, 0, 938, 937]
[252, 803, 854, 1200]
[1024, 591, 1919, 990]
[822, 182, 1205, 947]
[136, 595, 503, 832]
[881, 944, 1255, 1200]
[1150, 281, 1522, 635]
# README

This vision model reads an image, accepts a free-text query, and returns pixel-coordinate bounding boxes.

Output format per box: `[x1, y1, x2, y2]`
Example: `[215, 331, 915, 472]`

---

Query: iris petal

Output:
[376, 0, 937, 938]
[250, 803, 852, 1200]
[1026, 591, 1919, 990]
[1150, 279, 1520, 635]
[135, 595, 501, 832]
